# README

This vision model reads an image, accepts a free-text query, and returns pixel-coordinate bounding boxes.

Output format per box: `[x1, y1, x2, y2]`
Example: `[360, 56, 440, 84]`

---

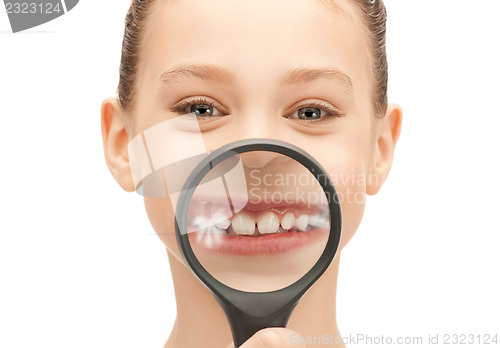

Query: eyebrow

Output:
[160, 64, 236, 86]
[159, 64, 353, 91]
[279, 67, 353, 90]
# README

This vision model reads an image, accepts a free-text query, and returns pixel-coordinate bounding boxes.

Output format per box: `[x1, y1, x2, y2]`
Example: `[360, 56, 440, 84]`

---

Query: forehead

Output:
[137, 0, 371, 107]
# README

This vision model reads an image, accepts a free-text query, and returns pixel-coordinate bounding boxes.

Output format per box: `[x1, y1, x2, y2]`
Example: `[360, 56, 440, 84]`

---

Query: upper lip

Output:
[187, 196, 328, 219]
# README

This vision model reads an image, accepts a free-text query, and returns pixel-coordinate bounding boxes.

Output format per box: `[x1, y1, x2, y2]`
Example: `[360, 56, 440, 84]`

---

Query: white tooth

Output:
[309, 214, 328, 228]
[280, 212, 295, 230]
[257, 212, 280, 234]
[209, 226, 226, 235]
[231, 212, 256, 235]
[212, 212, 230, 230]
[295, 214, 309, 231]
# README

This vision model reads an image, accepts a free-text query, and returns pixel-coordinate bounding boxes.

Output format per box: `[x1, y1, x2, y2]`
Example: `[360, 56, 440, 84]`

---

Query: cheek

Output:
[143, 172, 365, 256]
[143, 197, 184, 262]
[335, 170, 366, 251]
[318, 147, 371, 251]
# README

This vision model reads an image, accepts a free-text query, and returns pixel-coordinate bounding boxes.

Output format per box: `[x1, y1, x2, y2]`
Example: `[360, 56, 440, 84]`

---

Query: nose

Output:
[227, 110, 286, 168]
[238, 150, 283, 169]
[200, 106, 293, 169]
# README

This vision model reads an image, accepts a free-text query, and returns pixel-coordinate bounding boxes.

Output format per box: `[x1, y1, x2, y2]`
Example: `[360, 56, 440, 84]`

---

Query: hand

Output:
[226, 328, 304, 348]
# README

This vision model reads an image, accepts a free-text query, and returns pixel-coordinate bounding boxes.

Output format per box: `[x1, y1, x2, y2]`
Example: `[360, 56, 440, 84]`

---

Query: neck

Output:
[165, 251, 344, 348]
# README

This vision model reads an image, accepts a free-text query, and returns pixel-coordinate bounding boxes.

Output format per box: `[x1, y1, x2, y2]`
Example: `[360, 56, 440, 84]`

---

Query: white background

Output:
[0, 1, 499, 347]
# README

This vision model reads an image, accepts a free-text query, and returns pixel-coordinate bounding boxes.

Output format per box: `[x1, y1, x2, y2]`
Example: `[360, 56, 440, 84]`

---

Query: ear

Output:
[101, 98, 135, 192]
[366, 103, 403, 195]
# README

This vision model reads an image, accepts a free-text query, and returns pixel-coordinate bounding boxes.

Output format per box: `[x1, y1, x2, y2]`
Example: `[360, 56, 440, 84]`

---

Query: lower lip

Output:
[187, 227, 328, 256]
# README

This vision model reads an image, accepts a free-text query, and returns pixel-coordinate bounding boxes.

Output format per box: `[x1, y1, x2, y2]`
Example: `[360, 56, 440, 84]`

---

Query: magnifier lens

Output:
[128, 116, 341, 345]
[183, 150, 330, 292]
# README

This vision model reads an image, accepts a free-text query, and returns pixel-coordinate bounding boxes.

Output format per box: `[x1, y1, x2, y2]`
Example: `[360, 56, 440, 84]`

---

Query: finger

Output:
[226, 328, 303, 348]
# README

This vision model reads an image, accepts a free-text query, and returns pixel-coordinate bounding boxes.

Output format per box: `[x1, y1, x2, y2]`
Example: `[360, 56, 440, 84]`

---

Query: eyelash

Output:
[288, 100, 345, 122]
[170, 97, 345, 121]
[171, 97, 221, 115]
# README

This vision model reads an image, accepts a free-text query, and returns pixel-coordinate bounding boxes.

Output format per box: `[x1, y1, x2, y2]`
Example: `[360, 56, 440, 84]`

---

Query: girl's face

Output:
[125, 0, 389, 263]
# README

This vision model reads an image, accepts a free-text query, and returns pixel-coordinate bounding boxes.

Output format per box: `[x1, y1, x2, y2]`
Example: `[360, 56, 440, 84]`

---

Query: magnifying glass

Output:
[174, 138, 342, 347]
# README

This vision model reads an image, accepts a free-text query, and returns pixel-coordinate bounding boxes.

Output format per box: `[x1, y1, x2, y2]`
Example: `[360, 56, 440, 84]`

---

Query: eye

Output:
[171, 97, 225, 117]
[287, 101, 345, 122]
[189, 103, 222, 117]
[296, 107, 323, 120]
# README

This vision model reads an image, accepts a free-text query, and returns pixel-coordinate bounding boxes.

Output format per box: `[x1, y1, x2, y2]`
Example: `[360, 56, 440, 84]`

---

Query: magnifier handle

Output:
[228, 305, 297, 348]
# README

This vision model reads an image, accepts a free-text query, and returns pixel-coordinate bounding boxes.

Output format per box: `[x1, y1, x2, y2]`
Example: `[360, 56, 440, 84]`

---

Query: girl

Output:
[101, 0, 402, 346]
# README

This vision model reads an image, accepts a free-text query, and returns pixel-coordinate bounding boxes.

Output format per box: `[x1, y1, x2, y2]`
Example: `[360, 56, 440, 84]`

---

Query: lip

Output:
[184, 197, 330, 256]
[187, 227, 328, 256]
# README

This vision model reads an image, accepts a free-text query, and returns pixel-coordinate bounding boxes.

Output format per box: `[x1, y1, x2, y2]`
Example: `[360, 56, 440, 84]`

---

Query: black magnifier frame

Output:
[175, 138, 342, 347]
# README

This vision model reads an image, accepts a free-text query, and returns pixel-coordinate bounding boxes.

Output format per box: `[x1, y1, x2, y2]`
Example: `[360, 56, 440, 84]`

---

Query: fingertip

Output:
[239, 328, 301, 347]
[255, 328, 283, 346]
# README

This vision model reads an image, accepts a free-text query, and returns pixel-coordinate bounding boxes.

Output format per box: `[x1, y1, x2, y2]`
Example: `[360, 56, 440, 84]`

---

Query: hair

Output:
[353, 0, 388, 116]
[118, 0, 388, 116]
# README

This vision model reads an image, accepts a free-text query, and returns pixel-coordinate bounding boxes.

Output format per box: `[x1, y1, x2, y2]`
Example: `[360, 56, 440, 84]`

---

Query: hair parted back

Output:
[118, 0, 388, 116]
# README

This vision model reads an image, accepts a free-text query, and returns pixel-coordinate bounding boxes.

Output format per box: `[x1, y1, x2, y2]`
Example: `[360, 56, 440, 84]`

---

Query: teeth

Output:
[309, 214, 328, 228]
[212, 212, 230, 230]
[295, 214, 309, 231]
[209, 226, 227, 235]
[280, 212, 295, 230]
[257, 212, 280, 234]
[231, 212, 256, 235]
[191, 210, 325, 236]
[192, 215, 226, 236]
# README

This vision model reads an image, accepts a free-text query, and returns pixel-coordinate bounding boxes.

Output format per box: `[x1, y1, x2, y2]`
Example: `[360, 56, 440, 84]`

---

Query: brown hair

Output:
[118, 0, 388, 116]
[353, 0, 388, 116]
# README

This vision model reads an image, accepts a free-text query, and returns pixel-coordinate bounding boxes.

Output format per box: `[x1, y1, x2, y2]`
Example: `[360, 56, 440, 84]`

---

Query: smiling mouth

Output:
[185, 200, 330, 255]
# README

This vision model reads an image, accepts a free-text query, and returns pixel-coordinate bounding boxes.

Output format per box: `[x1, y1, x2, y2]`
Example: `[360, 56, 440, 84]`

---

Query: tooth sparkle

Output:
[309, 214, 329, 228]
[192, 216, 210, 230]
[257, 212, 280, 234]
[212, 212, 230, 230]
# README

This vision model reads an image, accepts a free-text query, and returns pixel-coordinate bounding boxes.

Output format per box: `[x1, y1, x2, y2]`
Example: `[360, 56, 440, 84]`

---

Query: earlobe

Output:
[366, 103, 403, 195]
[101, 97, 136, 192]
